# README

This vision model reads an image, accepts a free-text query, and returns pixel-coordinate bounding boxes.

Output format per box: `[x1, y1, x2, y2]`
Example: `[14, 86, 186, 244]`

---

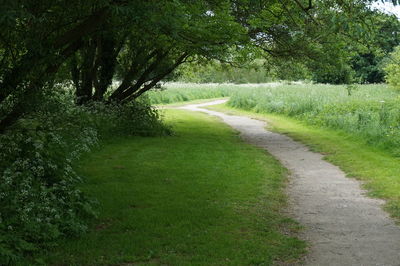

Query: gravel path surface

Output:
[179, 100, 400, 266]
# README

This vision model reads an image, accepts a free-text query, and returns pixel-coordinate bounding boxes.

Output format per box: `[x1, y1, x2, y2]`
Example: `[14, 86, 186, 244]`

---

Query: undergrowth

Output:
[0, 87, 169, 265]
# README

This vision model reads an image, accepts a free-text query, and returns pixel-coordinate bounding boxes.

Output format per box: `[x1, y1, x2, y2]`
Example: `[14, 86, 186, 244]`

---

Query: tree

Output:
[235, 0, 400, 84]
[0, 0, 397, 132]
[0, 0, 112, 131]
[351, 12, 400, 83]
[66, 0, 245, 104]
[384, 46, 400, 89]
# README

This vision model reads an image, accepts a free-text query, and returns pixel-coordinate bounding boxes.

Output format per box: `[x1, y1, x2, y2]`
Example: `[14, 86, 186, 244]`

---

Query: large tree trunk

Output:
[124, 53, 188, 102]
[93, 33, 118, 101]
[76, 39, 97, 104]
[109, 51, 168, 101]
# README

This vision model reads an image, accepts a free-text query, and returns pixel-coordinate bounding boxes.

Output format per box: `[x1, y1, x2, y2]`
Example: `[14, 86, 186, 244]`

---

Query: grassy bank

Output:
[43, 109, 305, 265]
[206, 104, 400, 222]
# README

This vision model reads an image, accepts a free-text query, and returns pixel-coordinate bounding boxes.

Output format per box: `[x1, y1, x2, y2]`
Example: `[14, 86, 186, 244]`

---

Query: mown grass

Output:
[43, 109, 305, 265]
[206, 104, 400, 222]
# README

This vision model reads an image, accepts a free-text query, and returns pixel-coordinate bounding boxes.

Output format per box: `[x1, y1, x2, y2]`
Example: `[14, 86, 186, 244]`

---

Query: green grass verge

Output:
[206, 104, 400, 222]
[43, 109, 305, 265]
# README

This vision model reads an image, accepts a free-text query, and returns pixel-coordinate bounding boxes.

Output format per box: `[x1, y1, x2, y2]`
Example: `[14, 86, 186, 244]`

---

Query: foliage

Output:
[345, 84, 358, 96]
[172, 7, 400, 85]
[310, 57, 355, 84]
[350, 12, 400, 83]
[69, 0, 245, 104]
[0, 89, 169, 264]
[174, 59, 275, 84]
[298, 9, 400, 84]
[384, 46, 400, 90]
[1, 0, 395, 131]
[351, 53, 385, 83]
[0, 109, 98, 264]
[0, 0, 399, 263]
[174, 57, 312, 83]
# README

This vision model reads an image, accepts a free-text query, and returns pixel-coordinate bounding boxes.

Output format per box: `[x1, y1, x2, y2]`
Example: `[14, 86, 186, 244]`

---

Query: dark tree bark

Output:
[93, 33, 119, 101]
[110, 51, 169, 101]
[76, 39, 97, 104]
[125, 53, 188, 101]
[0, 7, 110, 132]
[108, 48, 158, 101]
[70, 54, 81, 92]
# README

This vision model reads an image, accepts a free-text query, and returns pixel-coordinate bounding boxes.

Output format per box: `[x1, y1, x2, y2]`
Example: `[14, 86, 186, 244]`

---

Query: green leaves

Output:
[384, 46, 400, 90]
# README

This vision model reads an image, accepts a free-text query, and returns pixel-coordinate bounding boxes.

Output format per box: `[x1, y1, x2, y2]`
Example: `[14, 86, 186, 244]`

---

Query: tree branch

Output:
[124, 53, 189, 101]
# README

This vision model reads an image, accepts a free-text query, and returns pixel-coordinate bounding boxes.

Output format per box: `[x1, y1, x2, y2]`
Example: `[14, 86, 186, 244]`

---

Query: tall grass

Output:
[147, 82, 400, 156]
[227, 84, 400, 155]
[146, 82, 285, 104]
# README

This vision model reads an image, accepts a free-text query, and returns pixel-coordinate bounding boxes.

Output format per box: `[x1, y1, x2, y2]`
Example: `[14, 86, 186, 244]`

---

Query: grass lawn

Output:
[206, 104, 400, 222]
[43, 109, 305, 265]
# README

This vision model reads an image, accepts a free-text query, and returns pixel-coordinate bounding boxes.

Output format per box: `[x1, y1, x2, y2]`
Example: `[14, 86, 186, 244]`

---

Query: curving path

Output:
[179, 100, 400, 266]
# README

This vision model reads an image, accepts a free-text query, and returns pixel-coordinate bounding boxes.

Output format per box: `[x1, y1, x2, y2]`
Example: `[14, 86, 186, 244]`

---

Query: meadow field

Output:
[147, 82, 286, 105]
[149, 82, 400, 156]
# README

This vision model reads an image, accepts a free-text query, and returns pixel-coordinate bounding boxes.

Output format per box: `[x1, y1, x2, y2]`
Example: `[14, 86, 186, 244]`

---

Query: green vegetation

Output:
[149, 83, 400, 156]
[227, 83, 400, 155]
[147, 83, 240, 104]
[385, 46, 400, 90]
[148, 82, 400, 221]
[172, 11, 400, 85]
[0, 92, 168, 265]
[206, 104, 400, 222]
[150, 82, 400, 155]
[43, 109, 305, 265]
[173, 59, 304, 84]
[2, 0, 400, 263]
[1, 1, 395, 132]
[147, 82, 304, 105]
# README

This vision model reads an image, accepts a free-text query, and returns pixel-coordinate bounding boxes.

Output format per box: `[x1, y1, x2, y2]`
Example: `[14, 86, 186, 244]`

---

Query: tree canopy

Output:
[0, 0, 398, 131]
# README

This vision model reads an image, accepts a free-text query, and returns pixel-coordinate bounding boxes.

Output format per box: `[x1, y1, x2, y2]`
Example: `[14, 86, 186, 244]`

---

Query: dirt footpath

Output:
[180, 100, 400, 266]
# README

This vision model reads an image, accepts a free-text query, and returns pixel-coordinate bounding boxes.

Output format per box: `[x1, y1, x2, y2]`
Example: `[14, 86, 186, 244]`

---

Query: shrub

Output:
[0, 89, 169, 264]
[85, 98, 170, 138]
[0, 113, 98, 265]
[384, 46, 400, 90]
